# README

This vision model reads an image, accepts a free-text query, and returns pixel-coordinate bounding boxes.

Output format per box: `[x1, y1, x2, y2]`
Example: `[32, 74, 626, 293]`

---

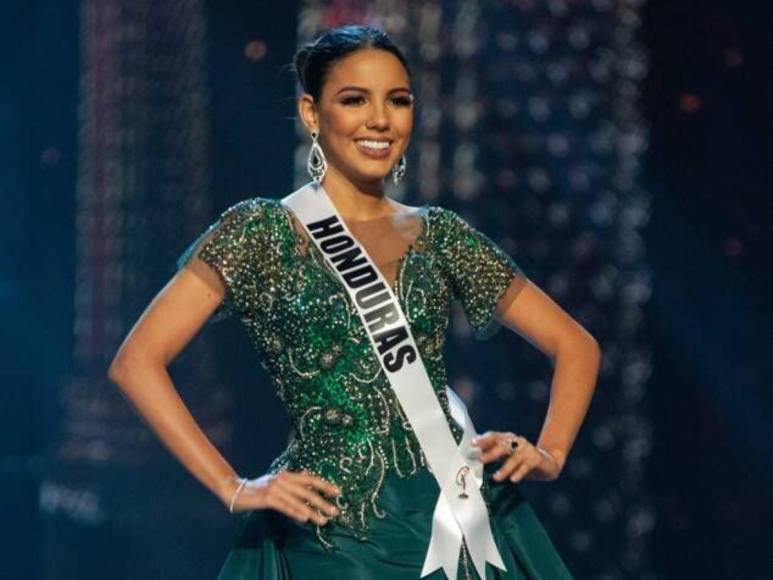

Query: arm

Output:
[473, 279, 601, 482]
[107, 256, 341, 523]
[107, 260, 242, 506]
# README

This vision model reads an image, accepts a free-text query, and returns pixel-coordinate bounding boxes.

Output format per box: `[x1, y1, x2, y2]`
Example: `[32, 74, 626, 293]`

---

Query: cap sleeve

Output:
[435, 207, 528, 339]
[176, 198, 266, 323]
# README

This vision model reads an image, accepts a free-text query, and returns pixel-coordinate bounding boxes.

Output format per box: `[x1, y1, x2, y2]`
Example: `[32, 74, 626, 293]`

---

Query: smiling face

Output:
[298, 48, 414, 189]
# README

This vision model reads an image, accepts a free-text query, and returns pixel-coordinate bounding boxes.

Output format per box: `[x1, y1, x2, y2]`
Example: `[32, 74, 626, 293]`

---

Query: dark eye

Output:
[341, 95, 366, 106]
[390, 96, 414, 107]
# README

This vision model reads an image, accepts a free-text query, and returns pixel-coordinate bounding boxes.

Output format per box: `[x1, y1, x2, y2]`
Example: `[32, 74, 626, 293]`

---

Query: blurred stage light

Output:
[678, 92, 702, 114]
[244, 39, 268, 60]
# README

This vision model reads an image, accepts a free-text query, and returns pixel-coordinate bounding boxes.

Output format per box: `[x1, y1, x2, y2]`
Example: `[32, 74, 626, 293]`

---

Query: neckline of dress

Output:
[277, 200, 433, 296]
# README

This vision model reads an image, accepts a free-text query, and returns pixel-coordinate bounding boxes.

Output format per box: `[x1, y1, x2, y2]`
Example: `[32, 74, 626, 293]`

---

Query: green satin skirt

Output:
[216, 462, 575, 580]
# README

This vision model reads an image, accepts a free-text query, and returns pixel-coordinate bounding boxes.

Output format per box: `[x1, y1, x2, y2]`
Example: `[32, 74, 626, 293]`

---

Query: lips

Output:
[354, 138, 393, 159]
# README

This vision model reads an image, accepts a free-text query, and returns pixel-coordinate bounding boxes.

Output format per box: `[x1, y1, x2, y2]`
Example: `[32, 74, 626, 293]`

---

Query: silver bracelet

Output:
[228, 477, 248, 514]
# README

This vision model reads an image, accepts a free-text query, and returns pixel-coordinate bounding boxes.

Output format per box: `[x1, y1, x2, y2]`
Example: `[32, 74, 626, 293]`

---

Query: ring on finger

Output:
[501, 435, 520, 456]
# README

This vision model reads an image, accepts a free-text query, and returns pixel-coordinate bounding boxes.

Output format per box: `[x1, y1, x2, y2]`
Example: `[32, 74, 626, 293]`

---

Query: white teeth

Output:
[356, 139, 391, 150]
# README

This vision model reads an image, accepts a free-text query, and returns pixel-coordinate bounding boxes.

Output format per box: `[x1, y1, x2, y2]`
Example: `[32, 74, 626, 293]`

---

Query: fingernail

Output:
[471, 436, 479, 444]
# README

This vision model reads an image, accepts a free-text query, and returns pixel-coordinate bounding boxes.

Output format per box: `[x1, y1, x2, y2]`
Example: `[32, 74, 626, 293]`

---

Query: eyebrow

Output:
[334, 86, 413, 95]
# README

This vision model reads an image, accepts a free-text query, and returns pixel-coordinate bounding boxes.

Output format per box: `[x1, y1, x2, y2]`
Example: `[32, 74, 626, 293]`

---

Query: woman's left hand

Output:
[471, 431, 563, 483]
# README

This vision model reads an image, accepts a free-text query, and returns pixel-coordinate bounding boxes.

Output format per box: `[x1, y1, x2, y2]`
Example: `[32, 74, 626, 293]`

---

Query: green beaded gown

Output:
[176, 195, 575, 580]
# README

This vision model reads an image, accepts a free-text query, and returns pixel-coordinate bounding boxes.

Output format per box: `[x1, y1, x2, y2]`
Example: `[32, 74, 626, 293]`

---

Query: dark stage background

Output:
[1, 0, 771, 579]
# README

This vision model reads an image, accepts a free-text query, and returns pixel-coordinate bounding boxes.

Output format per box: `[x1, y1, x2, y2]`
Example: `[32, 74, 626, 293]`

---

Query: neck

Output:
[320, 167, 392, 220]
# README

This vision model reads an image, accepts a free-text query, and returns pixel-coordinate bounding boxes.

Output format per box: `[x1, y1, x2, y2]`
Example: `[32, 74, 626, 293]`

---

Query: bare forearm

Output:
[536, 337, 601, 470]
[107, 357, 239, 505]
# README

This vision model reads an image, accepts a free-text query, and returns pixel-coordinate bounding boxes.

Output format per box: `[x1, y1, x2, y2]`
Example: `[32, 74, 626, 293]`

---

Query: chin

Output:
[331, 151, 401, 185]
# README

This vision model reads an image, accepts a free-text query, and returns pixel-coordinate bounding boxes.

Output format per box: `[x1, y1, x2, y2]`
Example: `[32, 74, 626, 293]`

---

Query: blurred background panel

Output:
[1, 0, 771, 579]
[642, 1, 773, 577]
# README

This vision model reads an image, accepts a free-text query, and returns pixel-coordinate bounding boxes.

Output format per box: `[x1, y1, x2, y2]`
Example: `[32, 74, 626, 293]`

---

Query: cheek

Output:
[324, 110, 364, 138]
[395, 110, 414, 136]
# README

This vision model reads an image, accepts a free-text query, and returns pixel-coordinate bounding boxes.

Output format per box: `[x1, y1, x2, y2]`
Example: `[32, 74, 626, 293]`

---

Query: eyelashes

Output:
[391, 96, 414, 107]
[339, 95, 414, 107]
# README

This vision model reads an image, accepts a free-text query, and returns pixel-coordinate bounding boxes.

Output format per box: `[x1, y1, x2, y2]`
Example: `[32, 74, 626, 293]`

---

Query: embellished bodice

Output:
[176, 195, 527, 549]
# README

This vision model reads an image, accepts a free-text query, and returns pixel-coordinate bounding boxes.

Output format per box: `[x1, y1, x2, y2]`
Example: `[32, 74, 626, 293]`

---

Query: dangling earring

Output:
[307, 130, 328, 183]
[392, 154, 407, 184]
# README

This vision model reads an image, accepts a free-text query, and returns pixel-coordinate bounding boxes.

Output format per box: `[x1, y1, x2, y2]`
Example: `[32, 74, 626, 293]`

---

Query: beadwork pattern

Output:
[176, 195, 528, 551]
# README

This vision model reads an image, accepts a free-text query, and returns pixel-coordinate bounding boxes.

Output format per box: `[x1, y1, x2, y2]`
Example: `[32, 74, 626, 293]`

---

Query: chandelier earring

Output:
[392, 154, 407, 184]
[307, 130, 328, 183]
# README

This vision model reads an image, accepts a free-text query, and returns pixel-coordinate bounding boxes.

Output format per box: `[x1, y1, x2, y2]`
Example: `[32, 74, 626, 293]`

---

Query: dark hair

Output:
[292, 24, 411, 101]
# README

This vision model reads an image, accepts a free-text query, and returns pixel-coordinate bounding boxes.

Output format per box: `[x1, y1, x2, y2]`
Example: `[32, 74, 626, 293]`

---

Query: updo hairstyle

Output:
[292, 24, 411, 101]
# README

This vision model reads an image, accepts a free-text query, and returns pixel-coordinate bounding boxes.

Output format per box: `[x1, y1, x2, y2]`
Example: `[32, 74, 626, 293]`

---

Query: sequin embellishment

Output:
[175, 196, 527, 551]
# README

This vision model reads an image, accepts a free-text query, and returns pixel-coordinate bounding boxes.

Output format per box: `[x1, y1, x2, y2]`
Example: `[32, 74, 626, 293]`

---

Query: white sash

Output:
[282, 182, 506, 580]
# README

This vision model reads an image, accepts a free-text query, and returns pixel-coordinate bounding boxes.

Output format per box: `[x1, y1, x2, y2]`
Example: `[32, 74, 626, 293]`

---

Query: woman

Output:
[108, 24, 600, 580]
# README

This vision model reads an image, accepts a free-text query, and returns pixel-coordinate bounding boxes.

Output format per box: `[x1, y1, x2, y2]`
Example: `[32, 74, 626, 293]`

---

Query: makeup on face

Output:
[315, 49, 414, 183]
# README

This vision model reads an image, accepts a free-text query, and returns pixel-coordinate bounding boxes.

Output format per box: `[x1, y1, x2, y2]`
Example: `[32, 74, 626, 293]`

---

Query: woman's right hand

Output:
[225, 470, 341, 526]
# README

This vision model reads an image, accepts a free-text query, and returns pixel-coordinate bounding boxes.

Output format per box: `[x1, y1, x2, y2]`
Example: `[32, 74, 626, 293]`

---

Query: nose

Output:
[366, 100, 389, 130]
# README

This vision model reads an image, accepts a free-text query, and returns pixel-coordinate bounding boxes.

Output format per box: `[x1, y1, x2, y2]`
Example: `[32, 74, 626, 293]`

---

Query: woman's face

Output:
[300, 48, 414, 188]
